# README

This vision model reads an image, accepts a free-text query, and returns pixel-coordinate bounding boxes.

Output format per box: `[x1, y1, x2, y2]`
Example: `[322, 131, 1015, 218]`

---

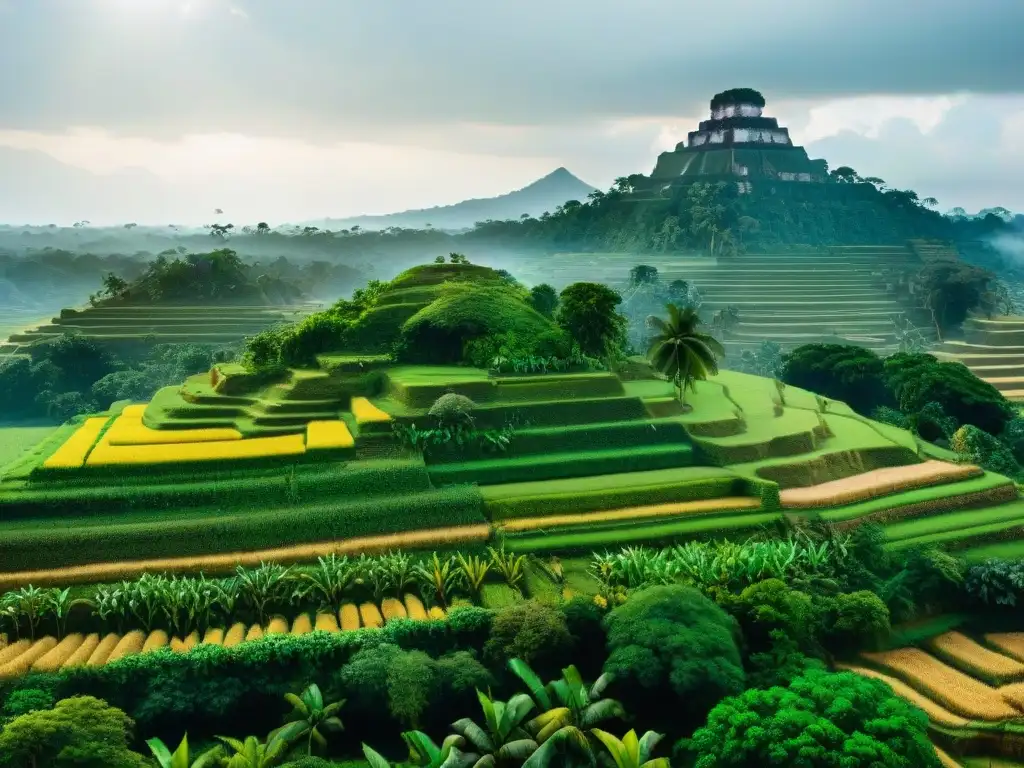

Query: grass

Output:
[506, 510, 781, 553]
[428, 443, 695, 487]
[481, 466, 749, 519]
[884, 500, 1024, 542]
[0, 423, 59, 468]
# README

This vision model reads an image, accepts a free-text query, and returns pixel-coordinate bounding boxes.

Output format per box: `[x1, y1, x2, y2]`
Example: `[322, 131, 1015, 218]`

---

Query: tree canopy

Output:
[684, 670, 940, 768]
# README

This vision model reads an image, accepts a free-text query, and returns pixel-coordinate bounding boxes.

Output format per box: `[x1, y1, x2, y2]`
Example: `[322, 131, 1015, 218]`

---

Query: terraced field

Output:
[934, 316, 1024, 403]
[489, 244, 934, 356]
[2, 361, 1021, 583]
[845, 631, 1024, 764]
[0, 303, 317, 358]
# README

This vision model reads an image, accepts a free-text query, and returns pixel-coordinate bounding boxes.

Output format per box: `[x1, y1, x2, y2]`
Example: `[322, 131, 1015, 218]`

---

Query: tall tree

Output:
[647, 304, 724, 406]
[556, 283, 627, 359]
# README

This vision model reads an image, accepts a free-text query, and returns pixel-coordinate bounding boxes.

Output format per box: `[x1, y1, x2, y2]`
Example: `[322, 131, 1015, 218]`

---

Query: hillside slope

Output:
[310, 167, 597, 231]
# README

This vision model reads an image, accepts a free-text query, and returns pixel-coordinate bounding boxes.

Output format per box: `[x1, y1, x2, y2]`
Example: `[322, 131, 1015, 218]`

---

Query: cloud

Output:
[0, 0, 1022, 141]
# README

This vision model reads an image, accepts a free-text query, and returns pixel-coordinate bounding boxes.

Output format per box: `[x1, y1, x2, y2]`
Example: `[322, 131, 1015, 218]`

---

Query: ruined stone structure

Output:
[645, 88, 828, 193]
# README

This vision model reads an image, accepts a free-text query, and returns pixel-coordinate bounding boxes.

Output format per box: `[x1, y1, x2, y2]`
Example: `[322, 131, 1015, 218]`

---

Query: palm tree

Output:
[590, 730, 669, 768]
[213, 735, 291, 767]
[270, 683, 344, 756]
[647, 304, 724, 407]
[146, 734, 223, 768]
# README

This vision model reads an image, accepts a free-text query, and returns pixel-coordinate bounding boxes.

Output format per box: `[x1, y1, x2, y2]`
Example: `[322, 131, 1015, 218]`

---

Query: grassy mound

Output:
[397, 283, 556, 363]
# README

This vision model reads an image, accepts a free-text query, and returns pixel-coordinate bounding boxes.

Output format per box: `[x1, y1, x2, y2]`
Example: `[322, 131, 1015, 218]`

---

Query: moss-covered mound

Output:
[397, 284, 556, 363]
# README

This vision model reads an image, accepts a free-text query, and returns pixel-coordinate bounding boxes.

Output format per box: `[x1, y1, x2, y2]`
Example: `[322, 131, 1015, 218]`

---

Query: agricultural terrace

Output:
[2, 304, 316, 360]
[840, 630, 1024, 763]
[2, 259, 1023, 585]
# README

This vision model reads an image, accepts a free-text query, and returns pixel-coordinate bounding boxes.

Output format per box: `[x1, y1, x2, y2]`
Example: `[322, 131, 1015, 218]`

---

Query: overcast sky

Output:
[0, 0, 1022, 225]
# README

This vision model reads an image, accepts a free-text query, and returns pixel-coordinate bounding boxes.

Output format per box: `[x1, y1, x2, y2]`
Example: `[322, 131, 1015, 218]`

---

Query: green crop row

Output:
[694, 430, 817, 465]
[0, 485, 486, 571]
[483, 473, 751, 520]
[429, 444, 694, 487]
[505, 511, 782, 553]
[1, 459, 431, 520]
[754, 445, 919, 488]
[821, 473, 1016, 523]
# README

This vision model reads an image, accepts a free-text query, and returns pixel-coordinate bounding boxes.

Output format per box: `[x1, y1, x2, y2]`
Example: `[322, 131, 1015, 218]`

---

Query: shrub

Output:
[1001, 417, 1024, 464]
[951, 424, 1021, 476]
[0, 696, 148, 768]
[871, 406, 910, 429]
[483, 599, 573, 677]
[727, 579, 819, 655]
[603, 585, 744, 731]
[527, 283, 559, 317]
[279, 314, 349, 367]
[682, 670, 940, 767]
[782, 344, 890, 415]
[427, 393, 477, 427]
[886, 354, 1015, 435]
[817, 591, 891, 653]
[9, 611, 492, 745]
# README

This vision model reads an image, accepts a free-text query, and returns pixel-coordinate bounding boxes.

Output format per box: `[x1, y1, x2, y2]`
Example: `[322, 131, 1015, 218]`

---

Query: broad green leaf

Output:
[145, 738, 175, 768]
[362, 743, 393, 768]
[508, 659, 552, 710]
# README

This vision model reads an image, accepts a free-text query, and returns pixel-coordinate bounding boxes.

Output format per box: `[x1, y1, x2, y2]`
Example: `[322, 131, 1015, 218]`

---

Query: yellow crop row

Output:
[834, 663, 969, 728]
[0, 524, 492, 589]
[984, 634, 1024, 663]
[351, 397, 391, 425]
[929, 631, 1024, 683]
[42, 417, 109, 469]
[0, 596, 450, 678]
[861, 648, 1020, 721]
[305, 420, 355, 450]
[87, 430, 306, 466]
[781, 460, 981, 509]
[498, 497, 760, 533]
[104, 414, 242, 445]
[999, 681, 1024, 711]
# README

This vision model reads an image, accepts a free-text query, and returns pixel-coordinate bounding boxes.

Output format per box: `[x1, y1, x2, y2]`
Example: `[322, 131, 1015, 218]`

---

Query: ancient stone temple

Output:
[645, 88, 828, 192]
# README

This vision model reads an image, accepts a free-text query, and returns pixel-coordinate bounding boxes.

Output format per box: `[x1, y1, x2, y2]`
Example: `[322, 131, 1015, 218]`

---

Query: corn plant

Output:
[455, 553, 491, 598]
[44, 588, 75, 639]
[125, 574, 168, 633]
[94, 582, 132, 634]
[359, 555, 393, 603]
[488, 546, 526, 594]
[414, 553, 463, 609]
[300, 554, 359, 611]
[380, 551, 417, 597]
[6, 586, 50, 641]
[236, 562, 294, 626]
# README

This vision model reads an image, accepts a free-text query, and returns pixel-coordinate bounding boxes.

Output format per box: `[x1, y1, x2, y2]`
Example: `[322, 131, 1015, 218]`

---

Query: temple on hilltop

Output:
[643, 88, 828, 193]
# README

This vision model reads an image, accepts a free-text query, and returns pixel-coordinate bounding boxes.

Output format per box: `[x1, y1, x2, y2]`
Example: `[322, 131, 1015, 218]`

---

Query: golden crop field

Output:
[985, 634, 1024, 664]
[835, 663, 969, 728]
[861, 648, 1021, 720]
[0, 595, 449, 679]
[305, 420, 355, 450]
[104, 413, 242, 446]
[351, 397, 392, 425]
[781, 460, 981, 508]
[929, 631, 1024, 683]
[87, 432, 306, 466]
[42, 417, 109, 469]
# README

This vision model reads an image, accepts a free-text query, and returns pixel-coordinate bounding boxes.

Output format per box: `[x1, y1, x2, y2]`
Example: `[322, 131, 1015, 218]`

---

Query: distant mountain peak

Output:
[310, 167, 598, 231]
